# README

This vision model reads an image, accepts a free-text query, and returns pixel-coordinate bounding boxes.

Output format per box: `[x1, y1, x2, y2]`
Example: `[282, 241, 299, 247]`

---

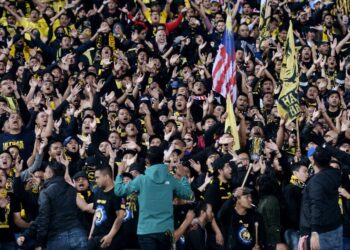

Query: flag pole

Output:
[296, 118, 300, 152]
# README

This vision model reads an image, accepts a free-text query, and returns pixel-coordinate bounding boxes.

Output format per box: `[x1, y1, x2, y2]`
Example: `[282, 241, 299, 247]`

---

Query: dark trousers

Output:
[88, 235, 123, 250]
[138, 232, 173, 250]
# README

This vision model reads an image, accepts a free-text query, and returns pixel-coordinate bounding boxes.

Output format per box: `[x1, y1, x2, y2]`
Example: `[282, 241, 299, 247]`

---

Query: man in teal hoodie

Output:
[114, 146, 193, 250]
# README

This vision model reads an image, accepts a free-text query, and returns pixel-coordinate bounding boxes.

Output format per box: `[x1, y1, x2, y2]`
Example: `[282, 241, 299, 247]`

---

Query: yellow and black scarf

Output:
[290, 175, 305, 189]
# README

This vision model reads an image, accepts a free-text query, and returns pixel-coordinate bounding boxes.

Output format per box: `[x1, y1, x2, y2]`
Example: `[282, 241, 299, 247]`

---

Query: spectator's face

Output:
[177, 86, 188, 96]
[0, 169, 7, 188]
[237, 194, 253, 209]
[0, 61, 6, 75]
[49, 142, 63, 158]
[175, 95, 187, 111]
[101, 47, 112, 59]
[30, 10, 39, 22]
[235, 50, 244, 62]
[242, 4, 252, 15]
[324, 15, 333, 28]
[238, 25, 249, 38]
[203, 118, 216, 131]
[262, 80, 273, 94]
[288, 133, 297, 147]
[236, 95, 248, 111]
[246, 60, 254, 72]
[279, 30, 287, 41]
[306, 86, 318, 100]
[41, 81, 54, 95]
[61, 37, 71, 49]
[195, 35, 204, 45]
[203, 0, 211, 8]
[210, 2, 220, 13]
[108, 132, 121, 149]
[151, 12, 160, 24]
[66, 139, 79, 153]
[275, 60, 282, 72]
[301, 47, 311, 61]
[83, 117, 93, 134]
[117, 109, 131, 125]
[74, 177, 89, 191]
[219, 163, 232, 180]
[51, 68, 62, 82]
[213, 105, 224, 119]
[327, 56, 337, 69]
[36, 111, 48, 127]
[95, 170, 107, 188]
[59, 15, 70, 27]
[293, 166, 308, 183]
[0, 80, 14, 96]
[238, 153, 250, 168]
[216, 21, 225, 33]
[155, 30, 166, 44]
[125, 123, 138, 136]
[184, 134, 195, 149]
[150, 138, 161, 147]
[8, 147, 19, 161]
[318, 43, 329, 55]
[328, 93, 340, 107]
[263, 93, 273, 106]
[0, 153, 12, 170]
[137, 51, 148, 64]
[7, 16, 15, 25]
[16, 66, 25, 78]
[99, 142, 110, 156]
[8, 113, 23, 131]
[193, 82, 205, 95]
[108, 103, 118, 113]
[205, 204, 214, 223]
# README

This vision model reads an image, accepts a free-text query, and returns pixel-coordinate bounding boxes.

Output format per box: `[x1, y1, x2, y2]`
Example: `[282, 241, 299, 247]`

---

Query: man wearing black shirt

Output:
[185, 201, 214, 250]
[204, 154, 233, 249]
[88, 165, 124, 250]
[218, 187, 266, 250]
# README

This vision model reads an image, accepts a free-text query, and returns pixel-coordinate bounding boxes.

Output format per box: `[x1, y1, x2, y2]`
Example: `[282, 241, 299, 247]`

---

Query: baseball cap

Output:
[73, 171, 88, 180]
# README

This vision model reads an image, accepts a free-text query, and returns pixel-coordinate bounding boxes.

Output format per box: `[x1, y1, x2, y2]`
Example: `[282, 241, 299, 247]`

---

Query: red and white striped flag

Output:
[212, 14, 237, 103]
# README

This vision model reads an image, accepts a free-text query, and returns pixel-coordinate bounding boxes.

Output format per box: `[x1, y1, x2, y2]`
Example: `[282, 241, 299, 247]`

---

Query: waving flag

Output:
[212, 13, 237, 103]
[277, 21, 300, 123]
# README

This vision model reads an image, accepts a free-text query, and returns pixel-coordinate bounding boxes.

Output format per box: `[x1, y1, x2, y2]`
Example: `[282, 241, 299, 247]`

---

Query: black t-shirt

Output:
[204, 180, 232, 215]
[93, 188, 124, 236]
[185, 224, 208, 250]
[0, 192, 20, 242]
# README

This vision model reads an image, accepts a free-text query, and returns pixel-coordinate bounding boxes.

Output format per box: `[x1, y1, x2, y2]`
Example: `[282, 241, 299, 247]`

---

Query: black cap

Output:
[73, 171, 88, 180]
[85, 156, 97, 167]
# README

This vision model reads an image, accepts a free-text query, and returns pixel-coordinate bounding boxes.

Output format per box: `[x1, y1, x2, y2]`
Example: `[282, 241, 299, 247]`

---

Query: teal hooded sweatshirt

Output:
[114, 164, 193, 235]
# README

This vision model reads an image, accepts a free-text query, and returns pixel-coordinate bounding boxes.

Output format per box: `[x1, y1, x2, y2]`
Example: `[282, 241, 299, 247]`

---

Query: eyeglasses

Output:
[183, 138, 193, 142]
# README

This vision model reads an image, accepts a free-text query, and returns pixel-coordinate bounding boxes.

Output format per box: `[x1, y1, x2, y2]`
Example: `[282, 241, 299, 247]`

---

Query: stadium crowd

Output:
[0, 0, 349, 249]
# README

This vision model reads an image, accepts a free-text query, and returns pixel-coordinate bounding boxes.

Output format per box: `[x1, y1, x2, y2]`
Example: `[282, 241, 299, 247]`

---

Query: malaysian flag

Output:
[212, 13, 237, 103]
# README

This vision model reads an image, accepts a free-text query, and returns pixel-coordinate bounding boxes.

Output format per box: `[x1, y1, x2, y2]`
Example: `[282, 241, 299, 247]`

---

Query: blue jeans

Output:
[46, 228, 88, 250]
[138, 232, 172, 250]
[284, 229, 299, 250]
[319, 226, 343, 250]
[343, 237, 350, 250]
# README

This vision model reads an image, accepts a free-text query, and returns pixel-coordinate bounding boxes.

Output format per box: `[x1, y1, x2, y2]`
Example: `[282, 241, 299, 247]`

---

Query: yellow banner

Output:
[277, 21, 300, 122]
[225, 94, 240, 151]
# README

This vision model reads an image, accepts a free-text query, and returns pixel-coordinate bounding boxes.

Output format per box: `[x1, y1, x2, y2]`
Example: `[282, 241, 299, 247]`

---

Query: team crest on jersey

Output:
[238, 225, 253, 245]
